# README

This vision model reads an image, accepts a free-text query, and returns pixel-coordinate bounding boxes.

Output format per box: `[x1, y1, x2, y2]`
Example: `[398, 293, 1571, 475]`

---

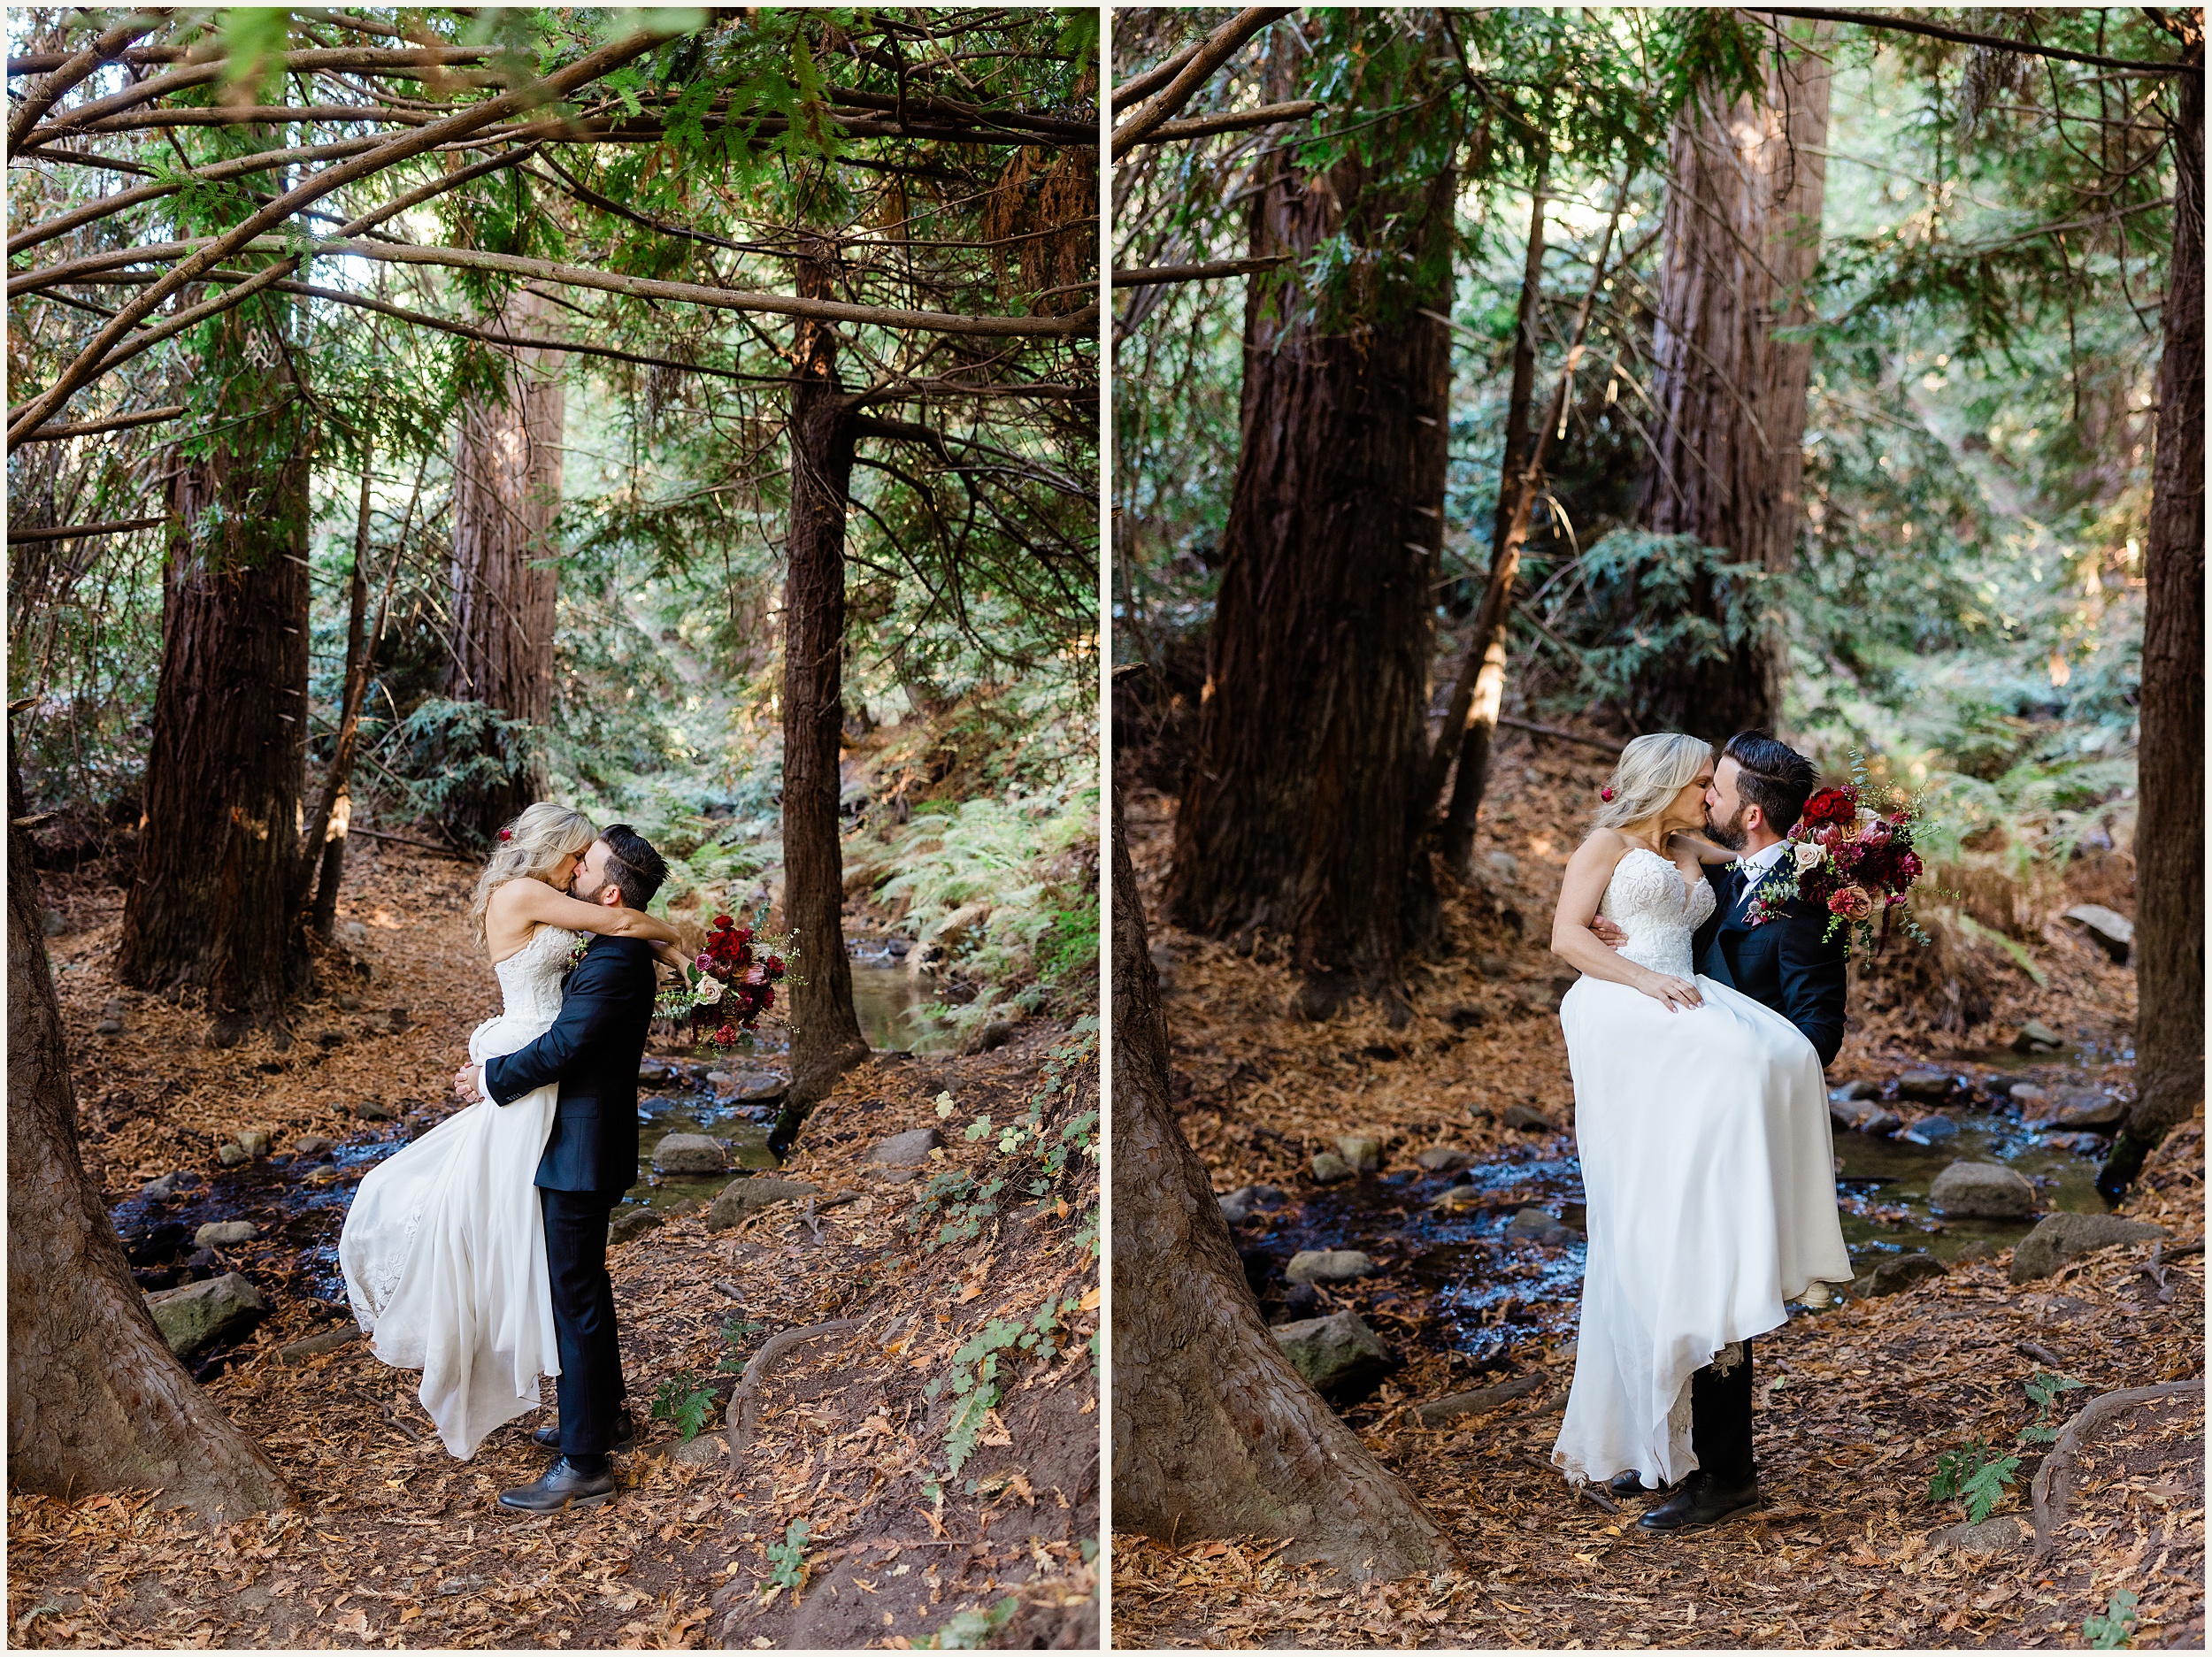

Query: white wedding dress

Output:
[339, 923, 574, 1458]
[1550, 848, 1852, 1489]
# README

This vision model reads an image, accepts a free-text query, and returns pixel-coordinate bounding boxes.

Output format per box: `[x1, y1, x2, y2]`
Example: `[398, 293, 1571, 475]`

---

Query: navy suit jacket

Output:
[483, 934, 655, 1195]
[1693, 861, 1849, 1069]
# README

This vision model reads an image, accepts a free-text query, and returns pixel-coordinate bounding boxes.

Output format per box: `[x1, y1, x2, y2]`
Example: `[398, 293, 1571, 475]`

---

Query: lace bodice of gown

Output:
[493, 924, 579, 1029]
[1595, 848, 1716, 978]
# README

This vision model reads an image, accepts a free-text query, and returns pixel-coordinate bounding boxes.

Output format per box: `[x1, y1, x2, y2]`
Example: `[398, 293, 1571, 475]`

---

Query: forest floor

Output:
[9, 840, 1099, 1651]
[1110, 725, 2202, 1651]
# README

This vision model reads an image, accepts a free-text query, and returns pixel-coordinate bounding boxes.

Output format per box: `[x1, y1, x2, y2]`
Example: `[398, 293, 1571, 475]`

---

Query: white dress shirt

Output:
[1732, 838, 1792, 918]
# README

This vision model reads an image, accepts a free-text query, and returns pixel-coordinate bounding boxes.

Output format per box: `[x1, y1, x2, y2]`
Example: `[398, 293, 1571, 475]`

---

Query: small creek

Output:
[110, 959, 957, 1316]
[1234, 1055, 2130, 1377]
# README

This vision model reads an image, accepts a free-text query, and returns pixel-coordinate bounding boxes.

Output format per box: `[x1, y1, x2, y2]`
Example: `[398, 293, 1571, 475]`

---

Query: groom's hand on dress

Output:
[1588, 917, 1629, 949]
[453, 1062, 482, 1102]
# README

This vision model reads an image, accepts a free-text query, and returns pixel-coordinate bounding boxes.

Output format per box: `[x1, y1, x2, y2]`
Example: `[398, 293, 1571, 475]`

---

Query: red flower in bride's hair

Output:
[499, 828, 513, 841]
[1600, 787, 1615, 802]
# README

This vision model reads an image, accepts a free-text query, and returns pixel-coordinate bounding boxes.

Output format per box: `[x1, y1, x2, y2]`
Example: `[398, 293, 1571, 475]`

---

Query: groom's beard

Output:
[1707, 803, 1748, 852]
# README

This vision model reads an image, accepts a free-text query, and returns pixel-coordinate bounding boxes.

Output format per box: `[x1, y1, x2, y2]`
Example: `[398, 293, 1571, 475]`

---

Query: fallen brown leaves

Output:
[1111, 733, 2199, 1650]
[9, 843, 1098, 1651]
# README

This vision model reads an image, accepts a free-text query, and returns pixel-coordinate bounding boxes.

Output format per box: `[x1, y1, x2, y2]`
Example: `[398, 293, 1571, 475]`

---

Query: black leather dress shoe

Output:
[497, 1456, 617, 1514]
[1608, 1469, 1676, 1500]
[533, 1409, 635, 1451]
[1637, 1471, 1758, 1533]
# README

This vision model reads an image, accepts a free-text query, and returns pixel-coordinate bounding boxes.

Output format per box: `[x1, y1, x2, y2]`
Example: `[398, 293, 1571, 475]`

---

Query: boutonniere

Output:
[1731, 857, 1796, 927]
[568, 935, 590, 970]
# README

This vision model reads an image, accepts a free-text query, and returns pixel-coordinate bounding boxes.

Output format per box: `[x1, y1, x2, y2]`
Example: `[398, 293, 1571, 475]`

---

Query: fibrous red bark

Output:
[1168, 72, 1454, 1011]
[1638, 22, 1834, 739]
[10, 748, 290, 1516]
[117, 341, 312, 1041]
[1112, 788, 1454, 1577]
[443, 287, 565, 842]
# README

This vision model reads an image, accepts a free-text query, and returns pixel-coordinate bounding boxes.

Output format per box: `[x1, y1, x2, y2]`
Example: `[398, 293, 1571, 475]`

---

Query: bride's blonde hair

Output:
[469, 802, 595, 947]
[1594, 733, 1712, 832]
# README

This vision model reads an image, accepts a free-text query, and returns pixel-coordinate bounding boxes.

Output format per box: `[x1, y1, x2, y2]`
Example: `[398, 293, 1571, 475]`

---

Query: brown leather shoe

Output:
[497, 1456, 616, 1514]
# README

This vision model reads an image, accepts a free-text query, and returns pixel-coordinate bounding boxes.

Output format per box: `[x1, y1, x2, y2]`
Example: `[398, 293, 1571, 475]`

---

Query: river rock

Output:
[276, 1326, 361, 1366]
[216, 1142, 249, 1167]
[141, 1173, 180, 1201]
[639, 1059, 680, 1085]
[1830, 1096, 1883, 1132]
[866, 1128, 941, 1167]
[2062, 904, 2133, 965]
[350, 1098, 396, 1123]
[1850, 1253, 1948, 1298]
[1931, 1161, 2038, 1219]
[1417, 1370, 1548, 1427]
[1333, 1133, 1385, 1173]
[1506, 1207, 1573, 1247]
[1895, 1069, 1955, 1102]
[2012, 1020, 2066, 1054]
[194, 1221, 257, 1249]
[1310, 1152, 1355, 1185]
[652, 1134, 727, 1175]
[2009, 1082, 2050, 1109]
[144, 1272, 267, 1358]
[2042, 1132, 2109, 1154]
[1271, 1309, 1391, 1397]
[1901, 1114, 1960, 1145]
[2053, 1092, 2126, 1129]
[607, 1207, 667, 1247]
[1218, 1185, 1286, 1225]
[705, 1177, 820, 1231]
[236, 1130, 272, 1157]
[1417, 1146, 1474, 1173]
[2008, 1212, 2167, 1285]
[723, 1071, 787, 1103]
[1830, 1080, 1881, 1103]
[1932, 1515, 2025, 1556]
[291, 1135, 336, 1158]
[1285, 1249, 1377, 1285]
[1432, 1185, 1487, 1214]
[95, 1016, 124, 1036]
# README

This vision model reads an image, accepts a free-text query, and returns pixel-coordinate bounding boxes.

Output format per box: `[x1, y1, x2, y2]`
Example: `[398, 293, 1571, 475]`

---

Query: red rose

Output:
[764, 955, 785, 977]
[735, 927, 754, 948]
[713, 914, 733, 929]
[714, 1023, 739, 1046]
[758, 984, 774, 1009]
[1801, 787, 1858, 830]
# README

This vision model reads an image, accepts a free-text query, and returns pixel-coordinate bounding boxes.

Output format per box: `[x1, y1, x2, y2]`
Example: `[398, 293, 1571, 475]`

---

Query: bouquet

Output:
[1740, 775, 1927, 955]
[672, 912, 791, 1049]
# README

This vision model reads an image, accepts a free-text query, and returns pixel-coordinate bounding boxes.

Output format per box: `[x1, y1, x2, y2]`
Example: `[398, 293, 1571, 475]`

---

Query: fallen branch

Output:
[725, 1319, 860, 1475]
[2016, 1339, 2067, 1369]
[347, 825, 475, 861]
[1495, 715, 1621, 754]
[2029, 1378, 2204, 1557]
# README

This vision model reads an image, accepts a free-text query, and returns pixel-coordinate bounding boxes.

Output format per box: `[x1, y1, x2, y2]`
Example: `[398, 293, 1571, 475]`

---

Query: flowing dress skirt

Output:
[1550, 973, 1853, 1489]
[339, 1011, 562, 1458]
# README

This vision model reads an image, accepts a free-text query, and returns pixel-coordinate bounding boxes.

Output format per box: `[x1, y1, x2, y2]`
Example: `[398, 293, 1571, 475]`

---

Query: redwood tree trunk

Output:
[781, 253, 869, 1113]
[10, 748, 289, 1516]
[118, 366, 312, 1043]
[443, 288, 565, 845]
[1112, 788, 1453, 1577]
[1637, 21, 1833, 739]
[2107, 40, 2203, 1196]
[1168, 114, 1454, 1014]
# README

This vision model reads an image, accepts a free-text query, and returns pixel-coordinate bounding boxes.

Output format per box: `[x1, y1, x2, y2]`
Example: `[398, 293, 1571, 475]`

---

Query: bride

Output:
[1546, 733, 1851, 1527]
[339, 804, 688, 1458]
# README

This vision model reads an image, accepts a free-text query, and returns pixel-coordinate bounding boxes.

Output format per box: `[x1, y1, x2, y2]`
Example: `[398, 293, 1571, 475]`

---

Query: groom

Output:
[452, 824, 670, 1512]
[1592, 730, 1847, 1533]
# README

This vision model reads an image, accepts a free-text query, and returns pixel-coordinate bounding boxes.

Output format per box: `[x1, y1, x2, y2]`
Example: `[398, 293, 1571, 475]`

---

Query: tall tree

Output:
[1112, 789, 1453, 1578]
[1168, 17, 1456, 1017]
[10, 743, 289, 1515]
[442, 289, 566, 845]
[2106, 18, 2204, 1198]
[115, 309, 312, 1044]
[1636, 19, 1835, 739]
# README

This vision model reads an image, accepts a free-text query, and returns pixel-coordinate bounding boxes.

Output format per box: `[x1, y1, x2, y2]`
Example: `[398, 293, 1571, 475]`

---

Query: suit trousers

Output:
[1690, 1337, 1755, 1484]
[540, 1186, 627, 1456]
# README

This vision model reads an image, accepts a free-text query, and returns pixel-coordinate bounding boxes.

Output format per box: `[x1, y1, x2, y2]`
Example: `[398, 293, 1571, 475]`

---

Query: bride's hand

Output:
[652, 940, 692, 984]
[1639, 970, 1703, 1013]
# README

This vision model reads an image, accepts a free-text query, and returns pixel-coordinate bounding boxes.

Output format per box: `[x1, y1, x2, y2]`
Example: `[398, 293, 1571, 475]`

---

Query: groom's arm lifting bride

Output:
[453, 825, 673, 1513]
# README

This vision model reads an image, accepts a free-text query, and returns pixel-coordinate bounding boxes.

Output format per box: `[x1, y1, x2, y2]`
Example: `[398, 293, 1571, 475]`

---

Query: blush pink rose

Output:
[1828, 885, 1875, 922]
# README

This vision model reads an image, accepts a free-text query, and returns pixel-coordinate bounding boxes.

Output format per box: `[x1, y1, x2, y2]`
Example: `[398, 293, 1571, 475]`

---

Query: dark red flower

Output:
[764, 955, 785, 978]
[1800, 787, 1858, 830]
[714, 1023, 739, 1046]
[758, 984, 775, 1009]
[713, 914, 734, 930]
[499, 828, 513, 841]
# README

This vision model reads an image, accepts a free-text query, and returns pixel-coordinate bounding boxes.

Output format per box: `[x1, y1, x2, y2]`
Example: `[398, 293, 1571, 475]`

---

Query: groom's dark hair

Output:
[597, 824, 668, 910]
[1723, 731, 1818, 834]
